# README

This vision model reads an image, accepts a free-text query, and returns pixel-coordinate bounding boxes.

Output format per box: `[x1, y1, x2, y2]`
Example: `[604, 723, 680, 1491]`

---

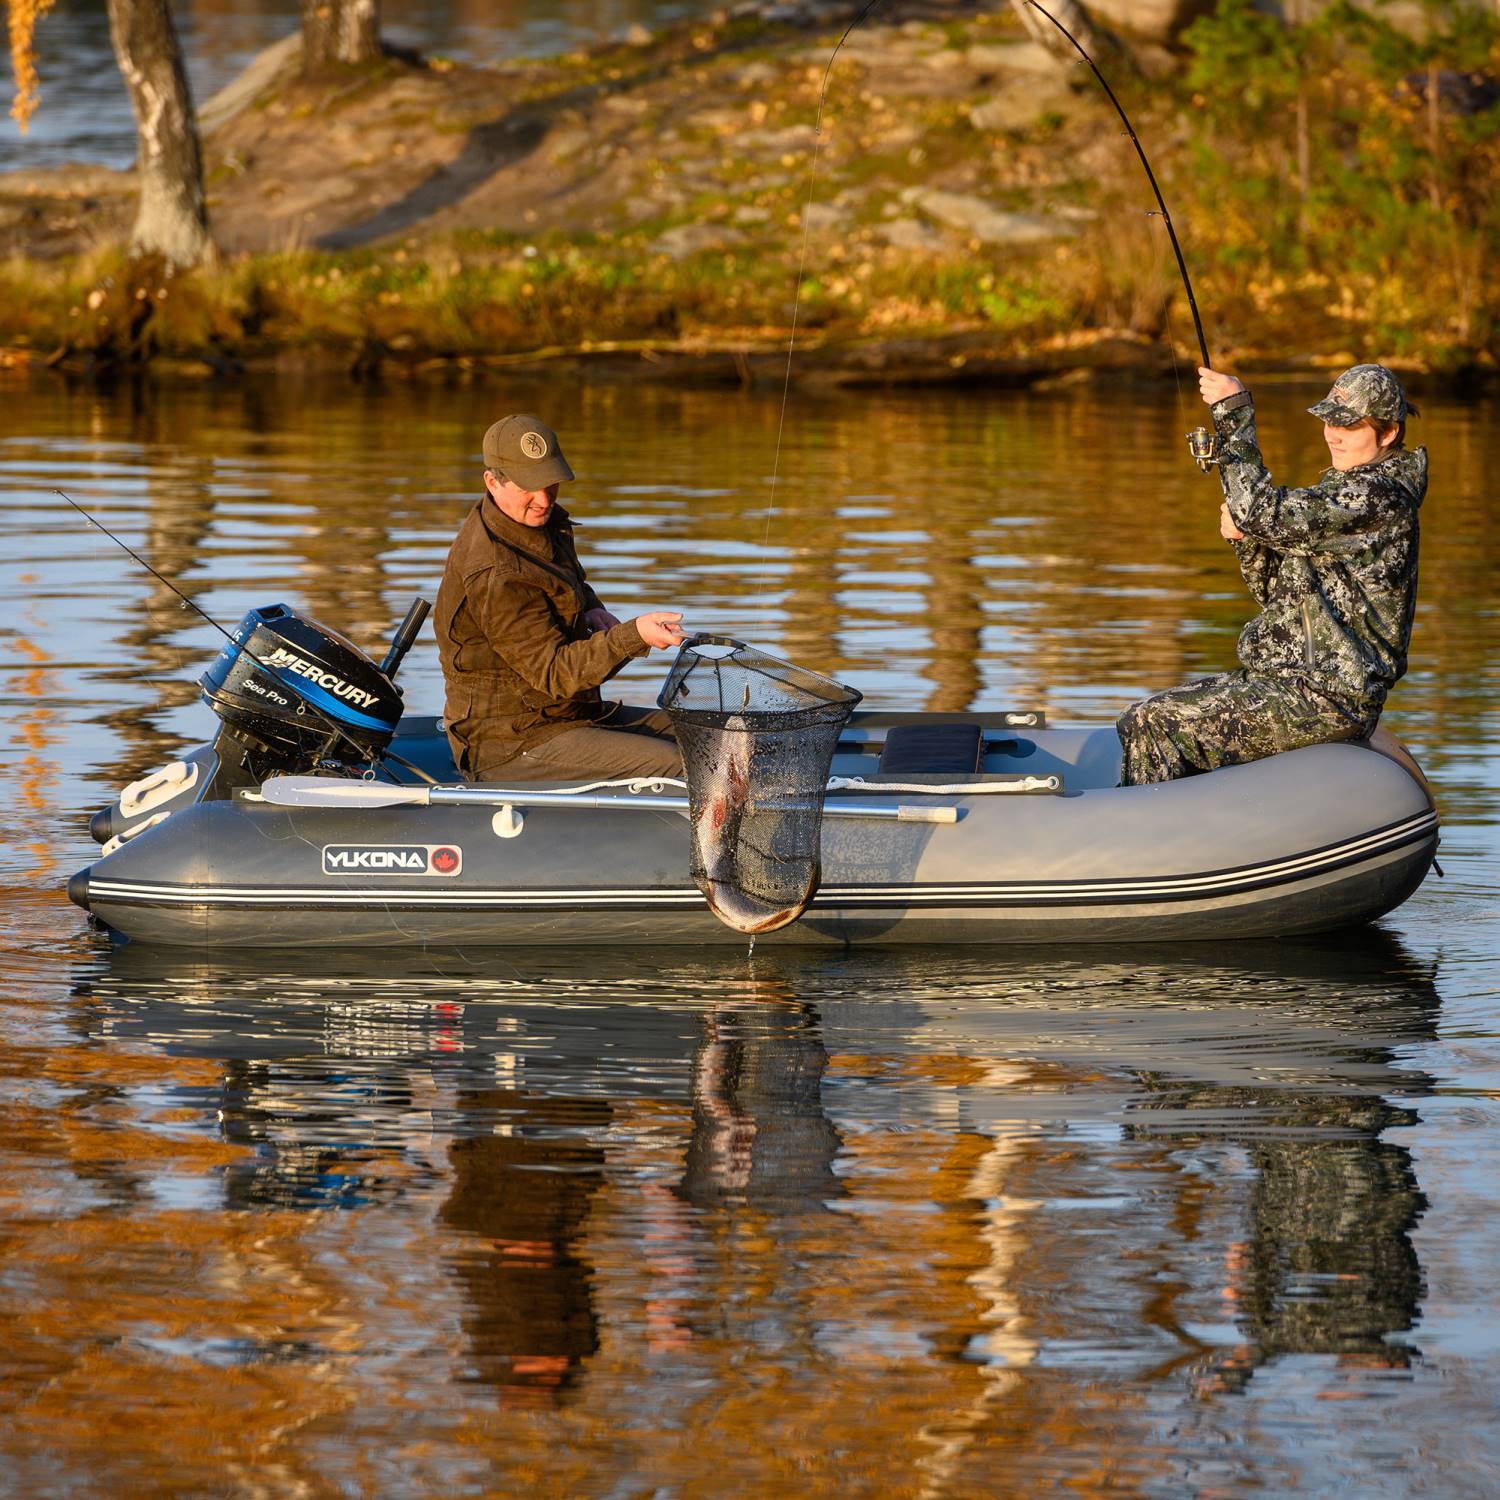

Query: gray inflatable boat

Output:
[71, 709, 1439, 950]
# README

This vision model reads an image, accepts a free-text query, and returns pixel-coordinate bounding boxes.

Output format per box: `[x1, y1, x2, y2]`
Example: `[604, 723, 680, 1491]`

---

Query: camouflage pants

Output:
[1116, 671, 1378, 787]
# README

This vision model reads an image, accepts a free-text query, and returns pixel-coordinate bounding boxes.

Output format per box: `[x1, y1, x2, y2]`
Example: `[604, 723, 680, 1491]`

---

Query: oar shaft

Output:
[260, 777, 956, 822]
[428, 788, 952, 822]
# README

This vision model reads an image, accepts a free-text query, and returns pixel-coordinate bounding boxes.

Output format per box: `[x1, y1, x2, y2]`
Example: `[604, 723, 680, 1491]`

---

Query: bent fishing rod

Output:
[795, 2, 1223, 473]
[55, 487, 430, 779]
[1024, 1, 1222, 474]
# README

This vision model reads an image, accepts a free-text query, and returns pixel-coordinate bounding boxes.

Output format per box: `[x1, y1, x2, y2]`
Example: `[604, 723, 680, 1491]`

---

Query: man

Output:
[1117, 363, 1426, 786]
[436, 413, 685, 782]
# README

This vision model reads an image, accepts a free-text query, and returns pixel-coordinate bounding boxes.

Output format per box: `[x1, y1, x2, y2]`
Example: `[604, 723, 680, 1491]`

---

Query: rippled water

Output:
[2, 371, 1498, 1494]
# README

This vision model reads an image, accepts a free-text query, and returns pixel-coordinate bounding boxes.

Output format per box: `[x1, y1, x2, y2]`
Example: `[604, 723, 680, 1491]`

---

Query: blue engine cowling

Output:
[199, 603, 404, 762]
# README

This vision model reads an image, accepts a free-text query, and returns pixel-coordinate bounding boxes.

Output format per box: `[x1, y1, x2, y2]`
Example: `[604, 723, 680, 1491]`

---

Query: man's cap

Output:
[482, 414, 574, 488]
[1307, 364, 1419, 426]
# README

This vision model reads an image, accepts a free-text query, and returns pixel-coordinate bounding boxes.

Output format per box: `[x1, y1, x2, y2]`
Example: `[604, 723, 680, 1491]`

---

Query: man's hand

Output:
[584, 606, 622, 633]
[1198, 366, 1246, 406]
[1220, 503, 1245, 542]
[634, 611, 686, 650]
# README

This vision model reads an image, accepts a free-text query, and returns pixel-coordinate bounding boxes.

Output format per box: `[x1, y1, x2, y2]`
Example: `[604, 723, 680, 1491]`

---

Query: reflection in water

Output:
[441, 1084, 608, 1404]
[3, 369, 1495, 1490]
[49, 935, 1447, 1489]
[1128, 1039, 1431, 1397]
[678, 982, 842, 1213]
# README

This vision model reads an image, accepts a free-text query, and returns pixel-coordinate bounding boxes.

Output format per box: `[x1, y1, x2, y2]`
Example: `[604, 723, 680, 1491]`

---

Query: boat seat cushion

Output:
[879, 723, 984, 776]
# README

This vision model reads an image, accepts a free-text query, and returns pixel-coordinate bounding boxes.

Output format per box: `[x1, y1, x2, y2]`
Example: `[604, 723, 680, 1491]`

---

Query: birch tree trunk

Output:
[1010, 0, 1100, 57]
[300, 0, 381, 71]
[105, 0, 211, 269]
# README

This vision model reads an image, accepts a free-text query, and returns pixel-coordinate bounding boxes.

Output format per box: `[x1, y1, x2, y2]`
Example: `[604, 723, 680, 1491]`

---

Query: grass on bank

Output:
[2, 0, 1496, 375]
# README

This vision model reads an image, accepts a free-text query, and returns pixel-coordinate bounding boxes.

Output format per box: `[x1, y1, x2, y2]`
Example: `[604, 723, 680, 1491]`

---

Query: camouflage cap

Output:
[1308, 364, 1419, 426]
[482, 414, 575, 489]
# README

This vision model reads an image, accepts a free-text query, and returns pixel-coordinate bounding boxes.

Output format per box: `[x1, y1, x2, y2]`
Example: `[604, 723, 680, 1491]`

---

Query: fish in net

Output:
[659, 636, 862, 934]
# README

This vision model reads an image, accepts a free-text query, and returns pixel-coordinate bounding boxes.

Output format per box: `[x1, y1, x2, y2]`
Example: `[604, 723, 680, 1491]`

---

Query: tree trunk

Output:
[105, 0, 211, 269]
[1011, 0, 1101, 58]
[300, 0, 382, 71]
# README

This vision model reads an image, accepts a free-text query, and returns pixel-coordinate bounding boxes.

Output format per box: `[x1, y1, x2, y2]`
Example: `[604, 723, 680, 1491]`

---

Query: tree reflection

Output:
[63, 933, 1446, 1489]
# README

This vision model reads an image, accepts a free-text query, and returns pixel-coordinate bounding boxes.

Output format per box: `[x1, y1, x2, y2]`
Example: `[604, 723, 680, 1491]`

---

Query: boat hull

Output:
[71, 722, 1439, 949]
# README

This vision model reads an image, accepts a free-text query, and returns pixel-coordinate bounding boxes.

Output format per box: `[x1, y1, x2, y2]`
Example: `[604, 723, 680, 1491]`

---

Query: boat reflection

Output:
[73, 931, 1435, 1424]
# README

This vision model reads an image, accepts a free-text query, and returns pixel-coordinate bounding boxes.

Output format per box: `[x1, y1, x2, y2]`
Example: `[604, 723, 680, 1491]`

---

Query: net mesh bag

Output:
[659, 637, 863, 934]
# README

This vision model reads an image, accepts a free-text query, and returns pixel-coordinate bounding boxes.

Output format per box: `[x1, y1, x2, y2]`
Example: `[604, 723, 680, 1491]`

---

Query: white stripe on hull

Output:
[86, 811, 1437, 912]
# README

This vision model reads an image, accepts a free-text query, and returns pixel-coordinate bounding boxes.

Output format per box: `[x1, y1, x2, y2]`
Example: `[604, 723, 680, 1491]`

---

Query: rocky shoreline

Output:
[1, 1, 1494, 388]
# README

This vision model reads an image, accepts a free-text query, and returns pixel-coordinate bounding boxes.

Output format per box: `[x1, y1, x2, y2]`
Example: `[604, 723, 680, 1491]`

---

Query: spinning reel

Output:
[1186, 426, 1221, 473]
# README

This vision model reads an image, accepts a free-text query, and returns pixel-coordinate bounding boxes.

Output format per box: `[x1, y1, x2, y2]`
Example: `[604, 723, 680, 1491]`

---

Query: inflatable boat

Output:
[68, 600, 1440, 949]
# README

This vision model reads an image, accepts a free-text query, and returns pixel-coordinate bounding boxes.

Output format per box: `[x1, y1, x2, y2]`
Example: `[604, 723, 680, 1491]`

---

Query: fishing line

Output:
[56, 486, 397, 772]
[57, 487, 235, 646]
[1026, 0, 1211, 369]
[762, 0, 888, 604]
[1148, 213, 1186, 403]
[1026, 2, 1231, 493]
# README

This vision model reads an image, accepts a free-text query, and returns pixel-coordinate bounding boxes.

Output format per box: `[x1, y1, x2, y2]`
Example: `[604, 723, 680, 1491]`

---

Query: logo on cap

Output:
[1332, 386, 1351, 403]
[520, 431, 548, 460]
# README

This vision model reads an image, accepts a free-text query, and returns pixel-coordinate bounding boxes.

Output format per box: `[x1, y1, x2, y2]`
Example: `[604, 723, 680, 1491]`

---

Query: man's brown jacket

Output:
[435, 497, 648, 772]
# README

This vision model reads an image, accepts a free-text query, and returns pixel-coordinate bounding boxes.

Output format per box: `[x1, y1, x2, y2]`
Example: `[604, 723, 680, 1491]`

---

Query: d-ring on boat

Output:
[69, 601, 1440, 949]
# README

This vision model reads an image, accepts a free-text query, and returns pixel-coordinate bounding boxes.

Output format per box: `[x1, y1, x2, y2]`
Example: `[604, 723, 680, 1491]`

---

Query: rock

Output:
[198, 32, 302, 136]
[689, 107, 743, 130]
[912, 190, 1075, 246]
[832, 29, 924, 62]
[544, 127, 589, 163]
[803, 202, 840, 232]
[1273, 1, 1430, 37]
[1084, 0, 1214, 43]
[966, 42, 1063, 76]
[733, 61, 779, 87]
[733, 204, 771, 224]
[740, 124, 815, 151]
[652, 223, 744, 258]
[968, 76, 1076, 134]
[877, 218, 946, 251]
[624, 23, 653, 46]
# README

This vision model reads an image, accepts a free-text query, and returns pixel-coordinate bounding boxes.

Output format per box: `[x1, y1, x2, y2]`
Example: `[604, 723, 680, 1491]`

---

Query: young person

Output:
[1117, 364, 1426, 786]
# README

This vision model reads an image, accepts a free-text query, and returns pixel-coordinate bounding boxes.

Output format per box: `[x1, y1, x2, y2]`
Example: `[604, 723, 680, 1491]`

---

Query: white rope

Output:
[827, 775, 1060, 795]
[473, 776, 688, 797]
[459, 774, 1058, 801]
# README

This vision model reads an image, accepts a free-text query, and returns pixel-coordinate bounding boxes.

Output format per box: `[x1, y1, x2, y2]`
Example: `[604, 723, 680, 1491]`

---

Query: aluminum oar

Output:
[258, 776, 959, 823]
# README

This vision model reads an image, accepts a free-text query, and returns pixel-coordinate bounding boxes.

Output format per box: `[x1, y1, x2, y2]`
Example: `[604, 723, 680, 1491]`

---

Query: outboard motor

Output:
[201, 603, 406, 772]
[88, 598, 431, 846]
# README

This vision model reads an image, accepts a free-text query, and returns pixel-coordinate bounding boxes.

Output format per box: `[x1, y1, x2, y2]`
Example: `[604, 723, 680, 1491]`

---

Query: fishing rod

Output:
[1025, 1, 1222, 474]
[55, 486, 415, 775]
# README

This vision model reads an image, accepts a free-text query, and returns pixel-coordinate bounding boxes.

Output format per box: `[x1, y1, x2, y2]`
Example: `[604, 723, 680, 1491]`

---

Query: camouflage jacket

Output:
[435, 497, 647, 765]
[1213, 392, 1427, 710]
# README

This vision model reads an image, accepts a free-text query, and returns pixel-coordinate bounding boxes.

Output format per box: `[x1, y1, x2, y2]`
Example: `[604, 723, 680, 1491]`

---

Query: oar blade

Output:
[259, 776, 431, 810]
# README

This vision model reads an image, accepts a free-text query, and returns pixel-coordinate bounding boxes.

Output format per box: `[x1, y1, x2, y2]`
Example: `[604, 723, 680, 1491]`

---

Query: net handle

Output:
[682, 631, 747, 650]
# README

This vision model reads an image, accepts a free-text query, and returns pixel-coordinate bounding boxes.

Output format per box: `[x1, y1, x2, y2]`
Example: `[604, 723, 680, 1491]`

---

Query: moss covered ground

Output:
[1, 1, 1495, 384]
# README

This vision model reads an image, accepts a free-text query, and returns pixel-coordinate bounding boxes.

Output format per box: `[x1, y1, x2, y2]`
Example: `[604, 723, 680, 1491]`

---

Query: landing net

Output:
[659, 637, 862, 934]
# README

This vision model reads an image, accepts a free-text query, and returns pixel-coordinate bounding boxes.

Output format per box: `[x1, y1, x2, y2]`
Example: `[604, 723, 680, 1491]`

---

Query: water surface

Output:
[1, 371, 1497, 1495]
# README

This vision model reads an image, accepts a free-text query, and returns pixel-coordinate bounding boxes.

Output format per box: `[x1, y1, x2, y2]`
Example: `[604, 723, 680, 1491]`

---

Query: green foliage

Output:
[1175, 0, 1500, 359]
